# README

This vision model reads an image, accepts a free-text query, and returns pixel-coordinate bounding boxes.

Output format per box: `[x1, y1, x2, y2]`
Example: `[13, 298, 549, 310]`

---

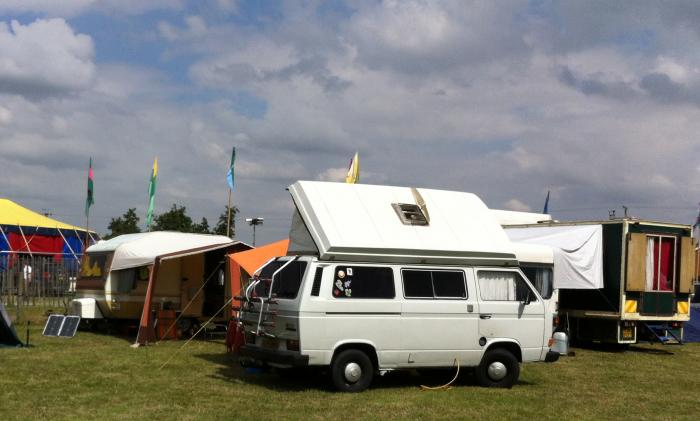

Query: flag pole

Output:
[226, 188, 232, 238]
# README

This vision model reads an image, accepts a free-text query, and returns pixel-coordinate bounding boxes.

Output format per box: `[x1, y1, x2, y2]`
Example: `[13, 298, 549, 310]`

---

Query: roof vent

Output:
[392, 203, 429, 226]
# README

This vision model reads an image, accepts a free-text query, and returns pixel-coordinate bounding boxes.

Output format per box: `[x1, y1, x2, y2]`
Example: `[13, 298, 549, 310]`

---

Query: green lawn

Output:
[2, 306, 699, 420]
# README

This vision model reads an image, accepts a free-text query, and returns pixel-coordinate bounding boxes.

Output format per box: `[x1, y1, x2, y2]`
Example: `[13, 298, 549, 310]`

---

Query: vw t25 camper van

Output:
[238, 182, 559, 391]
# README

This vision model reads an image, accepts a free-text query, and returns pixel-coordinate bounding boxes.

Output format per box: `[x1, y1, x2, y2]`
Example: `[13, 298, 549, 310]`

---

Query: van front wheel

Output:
[475, 348, 519, 388]
[331, 349, 374, 392]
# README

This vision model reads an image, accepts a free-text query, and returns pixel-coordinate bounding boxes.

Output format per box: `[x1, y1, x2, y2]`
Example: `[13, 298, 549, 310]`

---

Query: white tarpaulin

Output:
[505, 225, 604, 289]
[87, 232, 233, 270]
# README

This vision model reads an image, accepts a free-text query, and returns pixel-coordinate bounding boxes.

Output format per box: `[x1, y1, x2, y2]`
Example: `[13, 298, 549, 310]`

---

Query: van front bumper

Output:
[544, 350, 560, 363]
[239, 345, 309, 367]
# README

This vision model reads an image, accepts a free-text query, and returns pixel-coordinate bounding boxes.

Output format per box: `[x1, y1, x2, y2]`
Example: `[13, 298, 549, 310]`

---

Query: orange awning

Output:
[230, 238, 289, 275]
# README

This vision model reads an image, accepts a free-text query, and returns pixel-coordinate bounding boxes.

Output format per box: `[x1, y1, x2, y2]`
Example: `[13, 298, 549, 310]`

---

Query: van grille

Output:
[310, 267, 323, 296]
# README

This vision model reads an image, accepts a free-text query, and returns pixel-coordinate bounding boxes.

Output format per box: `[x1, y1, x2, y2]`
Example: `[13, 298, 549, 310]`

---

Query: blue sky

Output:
[1, 0, 699, 244]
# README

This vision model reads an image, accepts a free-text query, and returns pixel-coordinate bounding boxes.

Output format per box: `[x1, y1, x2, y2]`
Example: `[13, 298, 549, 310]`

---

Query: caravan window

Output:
[257, 260, 308, 299]
[477, 270, 535, 302]
[645, 235, 676, 292]
[402, 269, 467, 299]
[332, 266, 395, 299]
[521, 266, 553, 299]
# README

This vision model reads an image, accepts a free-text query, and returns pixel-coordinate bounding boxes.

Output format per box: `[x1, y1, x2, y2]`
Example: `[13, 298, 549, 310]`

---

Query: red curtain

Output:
[651, 237, 674, 291]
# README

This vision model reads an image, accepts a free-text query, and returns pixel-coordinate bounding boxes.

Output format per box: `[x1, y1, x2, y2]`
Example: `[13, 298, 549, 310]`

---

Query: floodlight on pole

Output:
[245, 217, 264, 246]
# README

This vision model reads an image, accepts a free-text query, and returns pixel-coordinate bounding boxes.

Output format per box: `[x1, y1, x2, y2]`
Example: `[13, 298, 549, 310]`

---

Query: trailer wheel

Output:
[331, 349, 374, 392]
[475, 348, 519, 388]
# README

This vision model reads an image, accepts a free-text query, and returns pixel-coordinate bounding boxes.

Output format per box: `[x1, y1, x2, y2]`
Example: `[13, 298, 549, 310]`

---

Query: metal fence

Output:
[0, 252, 80, 309]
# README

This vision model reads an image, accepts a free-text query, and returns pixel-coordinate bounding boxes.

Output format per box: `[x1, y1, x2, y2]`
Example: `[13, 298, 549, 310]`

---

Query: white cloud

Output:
[0, 0, 184, 17]
[504, 199, 532, 212]
[0, 106, 12, 125]
[317, 167, 347, 182]
[158, 15, 208, 41]
[0, 19, 95, 98]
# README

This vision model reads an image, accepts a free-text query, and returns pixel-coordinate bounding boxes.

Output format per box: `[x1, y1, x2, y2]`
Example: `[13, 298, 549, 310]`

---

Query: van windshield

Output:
[257, 260, 308, 299]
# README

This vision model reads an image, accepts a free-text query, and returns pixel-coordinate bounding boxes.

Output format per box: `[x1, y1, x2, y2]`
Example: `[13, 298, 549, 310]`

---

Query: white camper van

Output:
[238, 182, 559, 391]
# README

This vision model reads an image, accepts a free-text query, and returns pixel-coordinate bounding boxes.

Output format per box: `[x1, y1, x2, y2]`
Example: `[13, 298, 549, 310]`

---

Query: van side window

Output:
[477, 271, 535, 302]
[402, 269, 467, 299]
[332, 266, 395, 299]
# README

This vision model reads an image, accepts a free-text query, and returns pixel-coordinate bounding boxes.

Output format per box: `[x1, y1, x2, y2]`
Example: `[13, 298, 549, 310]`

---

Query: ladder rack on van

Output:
[239, 256, 300, 338]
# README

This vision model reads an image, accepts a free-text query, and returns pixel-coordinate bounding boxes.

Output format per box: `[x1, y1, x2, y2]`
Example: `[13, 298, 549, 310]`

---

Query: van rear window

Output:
[258, 260, 308, 299]
[332, 266, 395, 299]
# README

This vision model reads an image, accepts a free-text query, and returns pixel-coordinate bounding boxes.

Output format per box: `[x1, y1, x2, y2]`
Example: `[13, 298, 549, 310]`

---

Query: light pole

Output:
[245, 217, 264, 246]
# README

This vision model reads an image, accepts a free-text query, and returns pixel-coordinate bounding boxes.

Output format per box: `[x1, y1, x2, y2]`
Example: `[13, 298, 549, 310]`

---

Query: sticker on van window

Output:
[347, 268, 353, 276]
[338, 270, 345, 279]
[345, 289, 352, 297]
[335, 279, 344, 291]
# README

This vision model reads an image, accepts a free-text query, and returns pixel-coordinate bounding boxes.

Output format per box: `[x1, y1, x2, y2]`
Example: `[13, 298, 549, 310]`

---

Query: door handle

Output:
[480, 314, 492, 320]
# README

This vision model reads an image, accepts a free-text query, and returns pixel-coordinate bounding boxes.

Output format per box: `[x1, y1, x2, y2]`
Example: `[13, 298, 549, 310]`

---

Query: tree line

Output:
[105, 205, 238, 239]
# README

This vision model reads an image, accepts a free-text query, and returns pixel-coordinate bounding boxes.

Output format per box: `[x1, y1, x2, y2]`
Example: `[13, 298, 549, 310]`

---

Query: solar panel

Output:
[58, 316, 80, 337]
[42, 315, 81, 338]
[43, 314, 63, 336]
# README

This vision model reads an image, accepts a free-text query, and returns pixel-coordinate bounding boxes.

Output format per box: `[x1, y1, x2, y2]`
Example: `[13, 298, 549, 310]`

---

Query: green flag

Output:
[85, 157, 94, 217]
[146, 158, 158, 229]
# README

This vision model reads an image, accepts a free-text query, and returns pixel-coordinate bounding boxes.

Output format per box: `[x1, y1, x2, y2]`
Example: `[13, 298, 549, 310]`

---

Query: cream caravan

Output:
[238, 182, 559, 392]
[71, 232, 249, 334]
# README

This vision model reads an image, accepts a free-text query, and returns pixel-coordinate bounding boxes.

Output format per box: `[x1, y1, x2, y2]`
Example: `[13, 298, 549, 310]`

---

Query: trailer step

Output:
[641, 323, 683, 345]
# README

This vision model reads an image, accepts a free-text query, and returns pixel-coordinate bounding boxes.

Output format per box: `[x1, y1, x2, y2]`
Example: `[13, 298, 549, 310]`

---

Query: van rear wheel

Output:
[331, 349, 374, 392]
[475, 348, 519, 388]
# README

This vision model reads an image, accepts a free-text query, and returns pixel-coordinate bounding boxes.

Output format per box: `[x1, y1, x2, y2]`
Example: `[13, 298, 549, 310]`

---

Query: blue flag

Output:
[543, 190, 550, 214]
[226, 147, 236, 190]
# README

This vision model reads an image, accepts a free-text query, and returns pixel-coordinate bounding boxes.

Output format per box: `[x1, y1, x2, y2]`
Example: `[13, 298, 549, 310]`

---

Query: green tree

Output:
[192, 217, 211, 234]
[106, 208, 141, 239]
[151, 204, 193, 232]
[214, 205, 238, 238]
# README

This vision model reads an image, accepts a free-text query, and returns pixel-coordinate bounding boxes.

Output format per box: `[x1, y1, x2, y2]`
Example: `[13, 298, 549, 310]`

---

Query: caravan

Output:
[71, 232, 250, 340]
[238, 182, 559, 391]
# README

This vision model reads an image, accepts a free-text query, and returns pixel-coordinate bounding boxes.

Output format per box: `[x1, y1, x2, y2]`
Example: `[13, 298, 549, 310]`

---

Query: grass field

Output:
[2, 306, 699, 420]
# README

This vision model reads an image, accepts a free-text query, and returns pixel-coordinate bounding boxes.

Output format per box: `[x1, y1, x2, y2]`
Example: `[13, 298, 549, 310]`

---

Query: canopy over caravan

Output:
[288, 181, 517, 266]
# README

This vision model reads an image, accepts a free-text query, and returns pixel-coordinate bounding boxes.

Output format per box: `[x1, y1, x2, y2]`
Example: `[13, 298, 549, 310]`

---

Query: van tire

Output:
[475, 348, 519, 388]
[331, 349, 374, 392]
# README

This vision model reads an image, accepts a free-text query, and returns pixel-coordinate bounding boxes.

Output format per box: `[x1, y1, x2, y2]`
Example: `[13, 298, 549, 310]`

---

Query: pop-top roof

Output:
[288, 181, 517, 266]
[87, 232, 234, 270]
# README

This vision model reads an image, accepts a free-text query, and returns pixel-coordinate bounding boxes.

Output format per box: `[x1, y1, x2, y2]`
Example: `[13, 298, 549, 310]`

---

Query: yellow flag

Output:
[345, 152, 359, 184]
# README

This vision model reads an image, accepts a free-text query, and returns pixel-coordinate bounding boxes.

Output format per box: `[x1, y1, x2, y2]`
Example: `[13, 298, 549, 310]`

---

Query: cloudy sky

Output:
[1, 0, 700, 245]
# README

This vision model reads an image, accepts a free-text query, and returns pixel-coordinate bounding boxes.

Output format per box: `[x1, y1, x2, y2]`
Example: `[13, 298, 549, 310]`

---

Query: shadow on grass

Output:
[572, 343, 675, 355]
[193, 352, 533, 392]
